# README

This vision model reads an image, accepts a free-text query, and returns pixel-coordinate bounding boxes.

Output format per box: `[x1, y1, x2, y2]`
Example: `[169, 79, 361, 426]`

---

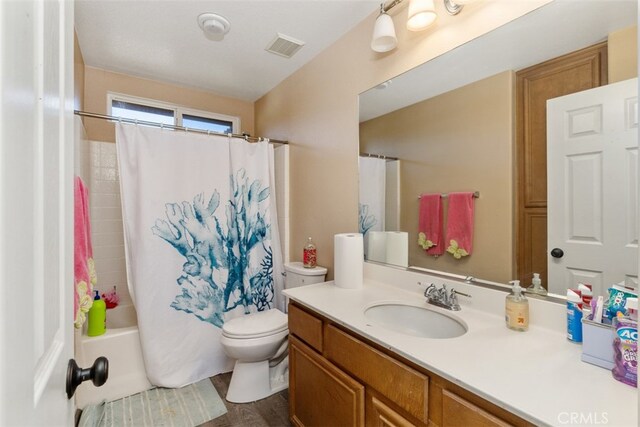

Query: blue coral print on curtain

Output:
[152, 169, 273, 328]
[358, 203, 377, 236]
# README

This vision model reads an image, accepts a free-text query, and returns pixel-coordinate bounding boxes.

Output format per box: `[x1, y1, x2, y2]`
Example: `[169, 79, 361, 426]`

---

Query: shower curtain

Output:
[359, 157, 386, 259]
[116, 123, 284, 387]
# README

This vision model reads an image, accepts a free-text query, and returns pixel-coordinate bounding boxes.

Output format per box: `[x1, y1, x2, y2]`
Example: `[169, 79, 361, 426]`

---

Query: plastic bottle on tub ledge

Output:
[87, 290, 106, 337]
[303, 237, 317, 268]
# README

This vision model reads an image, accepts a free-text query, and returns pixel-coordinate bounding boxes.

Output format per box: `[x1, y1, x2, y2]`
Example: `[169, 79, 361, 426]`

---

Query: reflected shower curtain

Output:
[116, 123, 283, 387]
[359, 157, 386, 260]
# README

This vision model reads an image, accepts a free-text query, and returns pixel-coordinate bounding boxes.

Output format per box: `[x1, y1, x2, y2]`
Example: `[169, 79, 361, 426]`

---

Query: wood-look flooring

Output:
[199, 372, 291, 427]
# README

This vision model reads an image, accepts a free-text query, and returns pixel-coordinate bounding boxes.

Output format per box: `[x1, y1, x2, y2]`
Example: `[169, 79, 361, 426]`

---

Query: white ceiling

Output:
[359, 0, 638, 122]
[75, 0, 379, 102]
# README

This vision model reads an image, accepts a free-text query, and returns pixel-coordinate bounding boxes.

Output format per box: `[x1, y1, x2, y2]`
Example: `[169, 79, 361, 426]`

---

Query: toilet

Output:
[221, 262, 327, 403]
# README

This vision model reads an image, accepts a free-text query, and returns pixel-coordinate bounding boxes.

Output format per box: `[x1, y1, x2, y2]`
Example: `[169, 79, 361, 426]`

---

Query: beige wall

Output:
[608, 25, 638, 82]
[83, 66, 255, 142]
[74, 31, 85, 111]
[360, 71, 514, 283]
[255, 1, 550, 278]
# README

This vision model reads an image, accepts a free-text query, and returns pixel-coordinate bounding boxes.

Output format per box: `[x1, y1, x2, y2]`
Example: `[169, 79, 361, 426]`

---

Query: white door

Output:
[547, 78, 638, 296]
[0, 0, 75, 425]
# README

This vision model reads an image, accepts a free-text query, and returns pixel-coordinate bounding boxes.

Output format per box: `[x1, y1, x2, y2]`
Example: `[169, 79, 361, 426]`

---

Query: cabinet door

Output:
[290, 336, 365, 427]
[442, 390, 512, 427]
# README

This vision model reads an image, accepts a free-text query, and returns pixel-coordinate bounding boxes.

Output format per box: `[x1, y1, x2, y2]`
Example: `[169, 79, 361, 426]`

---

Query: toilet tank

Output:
[284, 262, 327, 289]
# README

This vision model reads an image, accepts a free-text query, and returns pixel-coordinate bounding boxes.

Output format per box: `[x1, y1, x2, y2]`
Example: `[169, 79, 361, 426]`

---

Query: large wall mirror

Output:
[358, 1, 638, 297]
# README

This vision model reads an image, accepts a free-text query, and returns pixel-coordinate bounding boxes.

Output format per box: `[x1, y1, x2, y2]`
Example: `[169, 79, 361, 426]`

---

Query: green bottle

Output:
[87, 290, 106, 337]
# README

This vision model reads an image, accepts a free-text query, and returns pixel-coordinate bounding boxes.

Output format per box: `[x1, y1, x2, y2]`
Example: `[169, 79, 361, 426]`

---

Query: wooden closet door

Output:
[515, 43, 608, 286]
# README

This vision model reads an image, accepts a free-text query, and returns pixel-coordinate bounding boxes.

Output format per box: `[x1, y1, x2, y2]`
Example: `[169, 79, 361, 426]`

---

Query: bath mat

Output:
[79, 378, 227, 427]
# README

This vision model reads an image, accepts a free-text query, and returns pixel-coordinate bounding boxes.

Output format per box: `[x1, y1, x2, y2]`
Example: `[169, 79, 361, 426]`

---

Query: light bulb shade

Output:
[452, 0, 477, 4]
[371, 13, 397, 53]
[407, 0, 437, 31]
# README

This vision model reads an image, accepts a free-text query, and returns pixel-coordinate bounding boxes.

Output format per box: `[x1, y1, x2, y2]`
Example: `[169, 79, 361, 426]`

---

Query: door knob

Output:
[550, 248, 564, 258]
[66, 357, 109, 399]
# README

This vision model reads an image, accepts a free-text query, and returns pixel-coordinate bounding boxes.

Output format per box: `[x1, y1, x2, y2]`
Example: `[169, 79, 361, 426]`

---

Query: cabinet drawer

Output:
[442, 390, 512, 427]
[288, 303, 323, 352]
[290, 335, 365, 427]
[325, 324, 429, 424]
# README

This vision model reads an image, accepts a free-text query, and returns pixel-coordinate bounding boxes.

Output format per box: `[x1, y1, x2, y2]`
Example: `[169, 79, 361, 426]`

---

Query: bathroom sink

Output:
[364, 303, 467, 339]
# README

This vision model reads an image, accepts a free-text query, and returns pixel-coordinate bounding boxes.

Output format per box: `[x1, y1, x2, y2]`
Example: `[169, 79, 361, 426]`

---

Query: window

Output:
[111, 100, 175, 125]
[182, 114, 232, 134]
[107, 93, 240, 134]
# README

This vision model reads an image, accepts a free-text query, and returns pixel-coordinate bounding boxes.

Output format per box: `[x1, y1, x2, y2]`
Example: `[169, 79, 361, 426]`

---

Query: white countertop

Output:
[284, 278, 638, 427]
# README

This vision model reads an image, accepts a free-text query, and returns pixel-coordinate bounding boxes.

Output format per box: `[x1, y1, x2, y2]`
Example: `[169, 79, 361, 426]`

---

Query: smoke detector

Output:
[265, 33, 305, 58]
[198, 13, 230, 42]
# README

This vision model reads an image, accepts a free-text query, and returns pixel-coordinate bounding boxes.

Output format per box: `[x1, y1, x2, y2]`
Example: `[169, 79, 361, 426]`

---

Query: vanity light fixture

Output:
[371, 0, 478, 52]
[443, 0, 477, 15]
[407, 0, 437, 31]
[371, 4, 398, 52]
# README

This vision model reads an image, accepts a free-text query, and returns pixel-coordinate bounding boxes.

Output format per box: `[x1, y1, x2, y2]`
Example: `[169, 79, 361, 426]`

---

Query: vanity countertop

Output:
[284, 279, 637, 427]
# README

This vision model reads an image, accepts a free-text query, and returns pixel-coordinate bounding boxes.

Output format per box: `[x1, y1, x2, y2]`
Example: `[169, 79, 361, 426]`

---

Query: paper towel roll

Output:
[385, 231, 408, 267]
[334, 233, 364, 289]
[366, 231, 387, 263]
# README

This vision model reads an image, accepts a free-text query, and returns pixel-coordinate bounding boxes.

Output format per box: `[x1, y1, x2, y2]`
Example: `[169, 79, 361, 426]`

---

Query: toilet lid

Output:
[222, 309, 288, 339]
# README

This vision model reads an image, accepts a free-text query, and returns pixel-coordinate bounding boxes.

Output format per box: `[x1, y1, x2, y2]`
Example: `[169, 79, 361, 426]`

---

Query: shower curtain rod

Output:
[359, 152, 399, 161]
[74, 110, 289, 145]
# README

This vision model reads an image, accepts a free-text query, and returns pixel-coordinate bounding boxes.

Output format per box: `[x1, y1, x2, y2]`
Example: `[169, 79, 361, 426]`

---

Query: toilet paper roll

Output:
[366, 231, 387, 263]
[385, 231, 408, 267]
[334, 233, 364, 289]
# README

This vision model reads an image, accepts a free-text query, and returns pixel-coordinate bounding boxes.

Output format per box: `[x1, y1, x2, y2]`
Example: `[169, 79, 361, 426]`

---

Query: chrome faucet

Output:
[422, 283, 471, 311]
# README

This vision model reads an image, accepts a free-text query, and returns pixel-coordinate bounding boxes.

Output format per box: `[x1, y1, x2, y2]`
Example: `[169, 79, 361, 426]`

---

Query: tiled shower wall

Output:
[89, 141, 131, 305]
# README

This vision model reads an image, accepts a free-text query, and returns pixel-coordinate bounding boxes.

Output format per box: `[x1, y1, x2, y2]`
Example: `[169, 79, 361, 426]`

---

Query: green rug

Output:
[79, 378, 227, 427]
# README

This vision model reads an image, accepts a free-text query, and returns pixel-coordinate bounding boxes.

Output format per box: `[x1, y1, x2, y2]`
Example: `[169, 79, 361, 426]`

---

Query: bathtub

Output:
[75, 304, 154, 409]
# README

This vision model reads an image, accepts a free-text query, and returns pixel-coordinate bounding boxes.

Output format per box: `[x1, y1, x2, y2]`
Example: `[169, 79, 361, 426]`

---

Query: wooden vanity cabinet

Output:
[289, 335, 365, 427]
[288, 302, 534, 427]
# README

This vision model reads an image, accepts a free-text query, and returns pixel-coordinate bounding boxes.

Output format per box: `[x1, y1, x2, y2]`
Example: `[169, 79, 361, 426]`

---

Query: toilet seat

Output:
[222, 309, 288, 339]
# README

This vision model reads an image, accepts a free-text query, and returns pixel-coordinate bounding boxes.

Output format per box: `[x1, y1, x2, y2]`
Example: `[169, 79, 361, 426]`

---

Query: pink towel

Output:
[418, 193, 444, 256]
[445, 192, 475, 259]
[74, 177, 95, 328]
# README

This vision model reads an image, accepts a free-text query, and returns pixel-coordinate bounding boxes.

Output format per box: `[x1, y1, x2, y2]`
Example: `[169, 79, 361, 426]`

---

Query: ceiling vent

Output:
[265, 33, 305, 58]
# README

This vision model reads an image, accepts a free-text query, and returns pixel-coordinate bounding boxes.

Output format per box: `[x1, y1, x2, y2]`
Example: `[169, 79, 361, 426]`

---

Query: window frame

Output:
[107, 92, 241, 134]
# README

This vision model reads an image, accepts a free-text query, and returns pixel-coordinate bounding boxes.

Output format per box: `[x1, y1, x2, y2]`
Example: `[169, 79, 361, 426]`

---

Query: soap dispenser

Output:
[303, 237, 317, 268]
[527, 273, 547, 296]
[506, 280, 529, 332]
